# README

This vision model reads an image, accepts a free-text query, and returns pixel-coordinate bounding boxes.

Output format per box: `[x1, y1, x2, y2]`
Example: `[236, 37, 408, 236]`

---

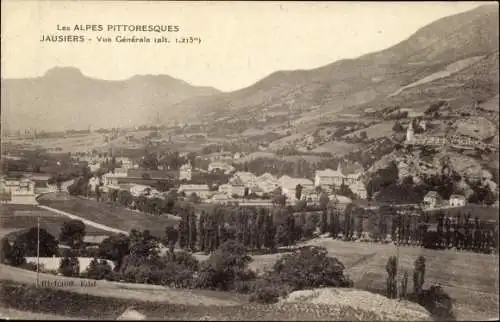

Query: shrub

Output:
[417, 285, 455, 320]
[84, 258, 113, 280]
[194, 240, 253, 291]
[249, 284, 281, 304]
[413, 256, 426, 294]
[271, 246, 353, 290]
[386, 256, 398, 299]
[58, 252, 79, 277]
[19, 262, 38, 271]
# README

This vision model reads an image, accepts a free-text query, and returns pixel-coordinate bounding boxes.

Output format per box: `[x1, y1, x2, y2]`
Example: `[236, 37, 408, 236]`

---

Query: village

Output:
[2, 142, 495, 218]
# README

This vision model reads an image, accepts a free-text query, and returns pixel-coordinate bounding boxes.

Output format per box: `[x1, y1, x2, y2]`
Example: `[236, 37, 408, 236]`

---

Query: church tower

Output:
[406, 121, 414, 143]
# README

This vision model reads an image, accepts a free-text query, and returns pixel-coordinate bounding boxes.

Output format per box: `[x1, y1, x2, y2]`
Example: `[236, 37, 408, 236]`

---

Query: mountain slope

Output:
[1, 67, 220, 131]
[172, 4, 498, 128]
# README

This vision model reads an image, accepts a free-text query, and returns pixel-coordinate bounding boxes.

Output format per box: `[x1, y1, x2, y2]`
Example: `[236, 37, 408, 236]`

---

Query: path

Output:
[37, 205, 128, 235]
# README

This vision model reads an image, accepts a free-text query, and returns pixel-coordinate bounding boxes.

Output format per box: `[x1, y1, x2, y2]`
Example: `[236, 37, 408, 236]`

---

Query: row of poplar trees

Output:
[168, 204, 498, 254]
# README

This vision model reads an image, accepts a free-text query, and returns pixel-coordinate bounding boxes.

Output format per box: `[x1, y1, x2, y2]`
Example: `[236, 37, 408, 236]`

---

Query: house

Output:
[255, 173, 281, 193]
[205, 152, 233, 162]
[178, 184, 210, 199]
[0, 176, 37, 204]
[218, 183, 245, 197]
[314, 161, 363, 189]
[129, 184, 156, 197]
[179, 163, 192, 181]
[449, 194, 466, 207]
[211, 193, 230, 204]
[208, 162, 235, 174]
[231, 184, 246, 197]
[218, 184, 233, 195]
[229, 172, 257, 187]
[116, 157, 134, 169]
[88, 177, 101, 190]
[102, 171, 127, 188]
[83, 235, 110, 247]
[423, 191, 441, 209]
[278, 175, 314, 202]
[349, 181, 368, 199]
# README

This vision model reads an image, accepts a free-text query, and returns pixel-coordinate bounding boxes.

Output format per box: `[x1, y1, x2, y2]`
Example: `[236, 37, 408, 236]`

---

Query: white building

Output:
[406, 122, 414, 143]
[314, 162, 363, 189]
[179, 163, 192, 181]
[0, 177, 37, 204]
[349, 181, 368, 199]
[130, 184, 154, 197]
[279, 175, 314, 202]
[211, 193, 231, 204]
[178, 184, 210, 199]
[423, 191, 441, 209]
[208, 161, 235, 174]
[102, 171, 127, 189]
[449, 194, 466, 207]
[255, 173, 281, 194]
[218, 183, 246, 197]
[229, 172, 258, 187]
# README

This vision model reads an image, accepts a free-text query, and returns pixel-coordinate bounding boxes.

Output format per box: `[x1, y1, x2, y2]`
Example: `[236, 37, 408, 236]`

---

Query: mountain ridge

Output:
[1, 4, 498, 132]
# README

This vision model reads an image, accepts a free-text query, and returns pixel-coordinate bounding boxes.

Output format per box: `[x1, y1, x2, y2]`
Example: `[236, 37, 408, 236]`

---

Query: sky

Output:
[1, 1, 493, 92]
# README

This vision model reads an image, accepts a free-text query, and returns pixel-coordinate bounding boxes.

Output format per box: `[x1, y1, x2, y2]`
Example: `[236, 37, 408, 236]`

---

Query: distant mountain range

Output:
[1, 67, 220, 131]
[1, 4, 498, 132]
[173, 4, 498, 127]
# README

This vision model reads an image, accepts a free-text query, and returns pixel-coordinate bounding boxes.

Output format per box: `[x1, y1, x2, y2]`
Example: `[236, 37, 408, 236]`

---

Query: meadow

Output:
[0, 204, 111, 239]
[37, 194, 179, 238]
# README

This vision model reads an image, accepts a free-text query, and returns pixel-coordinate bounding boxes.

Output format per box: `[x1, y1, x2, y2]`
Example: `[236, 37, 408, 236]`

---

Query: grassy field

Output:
[311, 141, 361, 155]
[195, 238, 499, 320]
[253, 238, 499, 321]
[37, 193, 179, 238]
[0, 204, 112, 239]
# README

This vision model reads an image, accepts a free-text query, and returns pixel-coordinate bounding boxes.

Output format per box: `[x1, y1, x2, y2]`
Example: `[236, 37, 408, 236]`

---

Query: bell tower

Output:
[406, 121, 414, 143]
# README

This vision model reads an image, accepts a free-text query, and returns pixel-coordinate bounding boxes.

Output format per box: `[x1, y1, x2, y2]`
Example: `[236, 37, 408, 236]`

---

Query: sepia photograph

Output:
[0, 0, 499, 320]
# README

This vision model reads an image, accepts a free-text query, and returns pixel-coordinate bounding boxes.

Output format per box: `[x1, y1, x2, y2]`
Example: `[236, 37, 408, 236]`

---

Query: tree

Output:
[117, 190, 133, 207]
[15, 227, 58, 257]
[319, 192, 330, 210]
[400, 271, 409, 299]
[194, 240, 254, 291]
[164, 226, 179, 254]
[188, 212, 198, 251]
[85, 258, 113, 280]
[271, 246, 353, 290]
[272, 194, 287, 208]
[98, 234, 130, 270]
[295, 184, 303, 201]
[59, 220, 86, 249]
[392, 121, 404, 133]
[188, 192, 201, 204]
[386, 256, 398, 299]
[0, 237, 12, 264]
[129, 229, 158, 259]
[413, 256, 426, 294]
[95, 185, 102, 202]
[275, 223, 290, 247]
[59, 250, 80, 277]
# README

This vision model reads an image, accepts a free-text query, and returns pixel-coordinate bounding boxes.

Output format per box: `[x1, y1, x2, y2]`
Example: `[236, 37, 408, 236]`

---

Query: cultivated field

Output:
[37, 193, 179, 238]
[0, 204, 112, 239]
[311, 141, 361, 155]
